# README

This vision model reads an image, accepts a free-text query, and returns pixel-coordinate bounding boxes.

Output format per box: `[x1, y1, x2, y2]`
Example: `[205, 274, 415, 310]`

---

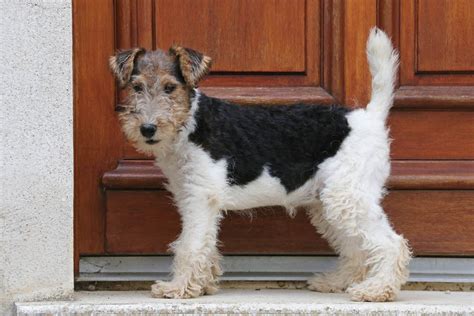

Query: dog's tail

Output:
[365, 27, 398, 122]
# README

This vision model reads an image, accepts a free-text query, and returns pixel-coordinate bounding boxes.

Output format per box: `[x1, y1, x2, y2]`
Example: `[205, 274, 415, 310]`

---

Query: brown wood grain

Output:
[105, 189, 474, 255]
[389, 110, 474, 159]
[106, 190, 179, 253]
[379, 1, 474, 107]
[343, 0, 376, 106]
[384, 191, 474, 256]
[322, 0, 344, 104]
[417, 0, 474, 72]
[400, 0, 474, 85]
[73, 0, 119, 256]
[388, 161, 474, 190]
[202, 87, 336, 105]
[155, 0, 306, 73]
[394, 86, 474, 109]
[196, 0, 320, 87]
[201, 74, 317, 87]
[116, 0, 154, 50]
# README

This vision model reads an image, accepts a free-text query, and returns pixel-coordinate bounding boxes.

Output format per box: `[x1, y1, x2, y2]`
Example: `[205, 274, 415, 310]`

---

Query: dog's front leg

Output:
[151, 197, 223, 299]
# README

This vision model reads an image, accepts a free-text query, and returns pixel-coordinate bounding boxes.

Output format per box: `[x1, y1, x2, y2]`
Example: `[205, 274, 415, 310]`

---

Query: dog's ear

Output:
[109, 48, 145, 87]
[169, 46, 212, 87]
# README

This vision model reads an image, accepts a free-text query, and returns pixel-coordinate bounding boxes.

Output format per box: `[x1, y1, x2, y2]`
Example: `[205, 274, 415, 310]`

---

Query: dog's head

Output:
[109, 46, 211, 153]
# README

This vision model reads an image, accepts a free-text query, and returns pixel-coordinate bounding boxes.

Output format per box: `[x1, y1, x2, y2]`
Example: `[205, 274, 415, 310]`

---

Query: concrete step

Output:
[16, 289, 474, 315]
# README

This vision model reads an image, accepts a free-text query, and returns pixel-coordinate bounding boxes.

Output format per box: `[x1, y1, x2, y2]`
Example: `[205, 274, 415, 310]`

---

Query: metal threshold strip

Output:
[79, 256, 474, 283]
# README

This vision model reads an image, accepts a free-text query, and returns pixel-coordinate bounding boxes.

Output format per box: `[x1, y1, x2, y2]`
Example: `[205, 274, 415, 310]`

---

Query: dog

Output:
[109, 28, 411, 302]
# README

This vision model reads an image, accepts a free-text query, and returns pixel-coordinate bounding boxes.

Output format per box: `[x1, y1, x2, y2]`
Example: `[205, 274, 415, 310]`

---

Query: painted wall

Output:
[0, 1, 73, 314]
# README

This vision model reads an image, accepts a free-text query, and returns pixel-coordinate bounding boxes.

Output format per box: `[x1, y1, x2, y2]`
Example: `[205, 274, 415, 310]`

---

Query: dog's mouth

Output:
[145, 139, 159, 145]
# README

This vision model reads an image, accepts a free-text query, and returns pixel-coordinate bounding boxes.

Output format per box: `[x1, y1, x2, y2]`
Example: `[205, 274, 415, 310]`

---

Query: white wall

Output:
[0, 1, 73, 314]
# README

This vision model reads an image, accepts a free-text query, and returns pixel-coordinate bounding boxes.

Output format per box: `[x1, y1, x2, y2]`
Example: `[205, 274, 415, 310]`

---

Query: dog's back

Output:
[189, 95, 351, 192]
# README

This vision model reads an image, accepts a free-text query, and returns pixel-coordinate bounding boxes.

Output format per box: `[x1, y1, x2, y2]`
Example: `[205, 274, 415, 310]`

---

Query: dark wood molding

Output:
[201, 87, 337, 105]
[115, 0, 154, 50]
[103, 159, 474, 190]
[394, 86, 474, 109]
[322, 0, 344, 104]
[389, 160, 474, 190]
[103, 159, 167, 190]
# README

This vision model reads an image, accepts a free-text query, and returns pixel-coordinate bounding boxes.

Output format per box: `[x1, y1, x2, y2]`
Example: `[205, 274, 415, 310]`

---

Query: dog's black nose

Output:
[140, 124, 157, 138]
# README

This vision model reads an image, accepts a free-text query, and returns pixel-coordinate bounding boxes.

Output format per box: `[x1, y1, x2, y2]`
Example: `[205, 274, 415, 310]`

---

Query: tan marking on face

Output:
[113, 49, 194, 152]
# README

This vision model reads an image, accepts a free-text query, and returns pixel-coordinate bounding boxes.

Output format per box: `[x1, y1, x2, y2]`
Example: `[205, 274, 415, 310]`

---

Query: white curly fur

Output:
[141, 28, 411, 302]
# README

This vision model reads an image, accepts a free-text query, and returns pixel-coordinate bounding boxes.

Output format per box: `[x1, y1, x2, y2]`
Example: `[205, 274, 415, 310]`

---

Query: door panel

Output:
[156, 0, 306, 72]
[417, 0, 474, 72]
[389, 111, 474, 159]
[116, 0, 322, 88]
[105, 188, 474, 256]
[399, 0, 474, 85]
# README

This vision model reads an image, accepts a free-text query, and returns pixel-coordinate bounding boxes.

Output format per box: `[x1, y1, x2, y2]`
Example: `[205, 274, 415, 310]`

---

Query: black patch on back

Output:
[189, 94, 352, 193]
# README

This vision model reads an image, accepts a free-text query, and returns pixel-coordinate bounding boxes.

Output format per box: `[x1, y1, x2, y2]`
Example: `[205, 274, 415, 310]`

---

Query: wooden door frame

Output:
[73, 0, 474, 275]
[73, 0, 118, 273]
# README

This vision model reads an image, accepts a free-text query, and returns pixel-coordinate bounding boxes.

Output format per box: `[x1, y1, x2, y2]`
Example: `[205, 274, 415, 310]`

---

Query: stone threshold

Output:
[16, 289, 474, 315]
[75, 280, 474, 292]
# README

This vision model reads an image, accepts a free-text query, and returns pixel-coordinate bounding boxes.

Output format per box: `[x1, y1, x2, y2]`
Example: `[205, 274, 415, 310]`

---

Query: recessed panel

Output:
[105, 189, 474, 255]
[417, 0, 474, 72]
[155, 0, 306, 72]
[389, 110, 474, 159]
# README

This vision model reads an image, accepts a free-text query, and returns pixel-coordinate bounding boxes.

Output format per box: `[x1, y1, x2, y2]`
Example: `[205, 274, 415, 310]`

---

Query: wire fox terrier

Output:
[110, 28, 411, 302]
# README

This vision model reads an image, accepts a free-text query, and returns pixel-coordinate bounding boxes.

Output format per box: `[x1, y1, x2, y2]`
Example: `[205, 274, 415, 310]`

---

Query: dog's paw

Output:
[346, 281, 397, 302]
[151, 280, 203, 299]
[307, 274, 345, 293]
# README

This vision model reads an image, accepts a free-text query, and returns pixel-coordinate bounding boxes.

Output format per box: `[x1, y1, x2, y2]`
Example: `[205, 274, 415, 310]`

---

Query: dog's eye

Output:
[132, 84, 143, 93]
[164, 83, 176, 94]
[115, 105, 126, 112]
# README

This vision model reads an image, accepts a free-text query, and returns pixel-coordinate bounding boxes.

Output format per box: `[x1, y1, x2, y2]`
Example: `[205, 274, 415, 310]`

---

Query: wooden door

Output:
[74, 0, 474, 271]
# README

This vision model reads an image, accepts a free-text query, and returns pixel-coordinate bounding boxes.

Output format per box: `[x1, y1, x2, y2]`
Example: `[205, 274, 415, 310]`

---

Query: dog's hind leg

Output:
[318, 183, 411, 302]
[306, 201, 367, 293]
[151, 196, 223, 299]
[343, 204, 411, 302]
[314, 115, 411, 302]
